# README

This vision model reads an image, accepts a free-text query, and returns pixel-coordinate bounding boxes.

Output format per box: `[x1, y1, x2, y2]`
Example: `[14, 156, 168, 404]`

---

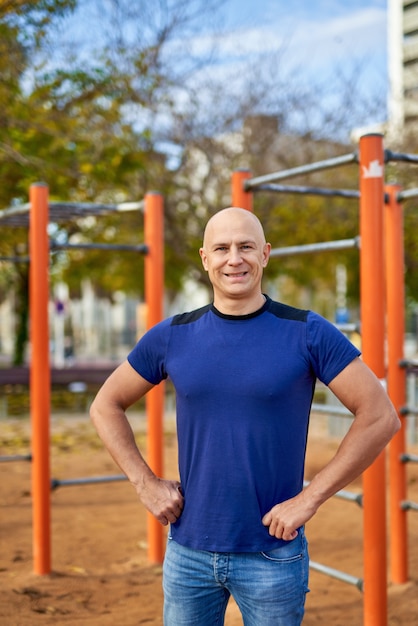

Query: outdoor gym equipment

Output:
[0, 187, 165, 572]
[231, 133, 416, 626]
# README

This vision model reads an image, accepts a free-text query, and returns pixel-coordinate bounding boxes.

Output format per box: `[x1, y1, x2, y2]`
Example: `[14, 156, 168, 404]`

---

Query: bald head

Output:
[199, 207, 271, 313]
[202, 207, 266, 250]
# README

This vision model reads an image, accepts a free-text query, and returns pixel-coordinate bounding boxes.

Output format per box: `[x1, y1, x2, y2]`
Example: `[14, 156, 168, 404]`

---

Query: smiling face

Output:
[199, 207, 271, 314]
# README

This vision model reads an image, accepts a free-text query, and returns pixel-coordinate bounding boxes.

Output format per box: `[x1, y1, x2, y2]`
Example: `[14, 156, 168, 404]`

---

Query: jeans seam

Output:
[260, 552, 303, 563]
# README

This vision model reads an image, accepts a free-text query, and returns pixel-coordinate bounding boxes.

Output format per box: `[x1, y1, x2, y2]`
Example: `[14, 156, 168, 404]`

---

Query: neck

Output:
[213, 293, 266, 316]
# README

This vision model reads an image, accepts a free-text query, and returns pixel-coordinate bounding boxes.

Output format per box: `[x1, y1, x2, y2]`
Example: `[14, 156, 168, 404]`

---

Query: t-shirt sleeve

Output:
[306, 311, 361, 385]
[127, 319, 170, 385]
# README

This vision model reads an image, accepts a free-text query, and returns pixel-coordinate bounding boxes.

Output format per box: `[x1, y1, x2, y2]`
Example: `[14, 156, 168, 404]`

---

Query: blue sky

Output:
[213, 0, 387, 87]
[62, 0, 388, 88]
[55, 0, 388, 137]
[160, 0, 388, 136]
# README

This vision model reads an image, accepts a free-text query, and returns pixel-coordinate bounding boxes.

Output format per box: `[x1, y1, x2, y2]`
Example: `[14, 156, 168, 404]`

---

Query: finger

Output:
[268, 520, 279, 537]
[176, 490, 185, 505]
[273, 523, 283, 539]
[163, 500, 184, 524]
[262, 512, 272, 526]
[172, 502, 184, 517]
[172, 495, 184, 513]
[165, 512, 178, 524]
[282, 529, 299, 541]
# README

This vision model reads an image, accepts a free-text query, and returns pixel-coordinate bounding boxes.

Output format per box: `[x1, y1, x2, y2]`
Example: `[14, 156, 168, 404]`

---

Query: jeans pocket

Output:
[260, 533, 306, 563]
[260, 548, 303, 563]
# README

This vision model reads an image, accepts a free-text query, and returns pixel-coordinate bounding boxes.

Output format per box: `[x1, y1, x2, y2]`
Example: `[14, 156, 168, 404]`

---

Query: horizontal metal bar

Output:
[385, 149, 418, 164]
[399, 359, 418, 370]
[0, 203, 30, 218]
[0, 256, 30, 263]
[334, 489, 363, 506]
[311, 403, 354, 417]
[401, 500, 418, 511]
[50, 242, 148, 253]
[254, 183, 360, 200]
[397, 188, 418, 201]
[335, 322, 360, 333]
[116, 200, 145, 212]
[400, 406, 418, 416]
[304, 480, 362, 505]
[0, 453, 32, 463]
[401, 453, 418, 463]
[51, 474, 128, 490]
[269, 237, 359, 259]
[48, 201, 145, 215]
[309, 560, 363, 591]
[0, 198, 145, 226]
[244, 152, 357, 189]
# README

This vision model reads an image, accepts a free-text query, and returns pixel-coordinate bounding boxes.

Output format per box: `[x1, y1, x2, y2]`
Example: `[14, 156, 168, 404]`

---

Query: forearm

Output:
[90, 402, 155, 488]
[89, 361, 158, 488]
[90, 401, 184, 525]
[263, 358, 400, 540]
[263, 405, 399, 540]
[305, 357, 399, 507]
[305, 405, 399, 510]
[89, 362, 184, 525]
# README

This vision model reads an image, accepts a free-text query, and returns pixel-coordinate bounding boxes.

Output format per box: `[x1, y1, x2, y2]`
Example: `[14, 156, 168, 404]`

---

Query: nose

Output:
[227, 246, 243, 265]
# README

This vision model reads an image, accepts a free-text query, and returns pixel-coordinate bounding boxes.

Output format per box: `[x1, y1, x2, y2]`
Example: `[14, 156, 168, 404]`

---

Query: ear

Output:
[199, 247, 209, 271]
[262, 242, 271, 267]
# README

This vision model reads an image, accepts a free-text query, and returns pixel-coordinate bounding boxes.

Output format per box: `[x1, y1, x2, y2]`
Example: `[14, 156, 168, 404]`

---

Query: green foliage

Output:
[1, 1, 77, 48]
[248, 183, 359, 320]
[0, 0, 223, 362]
[0, 0, 416, 366]
[259, 191, 360, 300]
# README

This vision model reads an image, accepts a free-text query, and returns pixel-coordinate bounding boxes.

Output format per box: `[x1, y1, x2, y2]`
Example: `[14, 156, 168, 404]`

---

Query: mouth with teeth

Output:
[224, 271, 248, 278]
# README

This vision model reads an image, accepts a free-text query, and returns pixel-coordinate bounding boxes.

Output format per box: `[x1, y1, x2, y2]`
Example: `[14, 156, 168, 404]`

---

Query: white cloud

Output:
[289, 7, 387, 65]
[187, 4, 385, 65]
[166, 2, 388, 136]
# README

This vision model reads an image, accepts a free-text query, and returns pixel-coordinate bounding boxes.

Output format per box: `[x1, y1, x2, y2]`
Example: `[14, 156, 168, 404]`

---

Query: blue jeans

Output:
[163, 530, 309, 625]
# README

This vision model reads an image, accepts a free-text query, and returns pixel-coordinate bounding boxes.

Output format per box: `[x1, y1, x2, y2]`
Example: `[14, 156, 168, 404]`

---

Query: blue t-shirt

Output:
[127, 296, 360, 552]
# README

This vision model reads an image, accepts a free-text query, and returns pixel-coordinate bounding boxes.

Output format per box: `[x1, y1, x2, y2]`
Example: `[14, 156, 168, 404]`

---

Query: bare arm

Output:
[262, 357, 400, 540]
[89, 360, 184, 525]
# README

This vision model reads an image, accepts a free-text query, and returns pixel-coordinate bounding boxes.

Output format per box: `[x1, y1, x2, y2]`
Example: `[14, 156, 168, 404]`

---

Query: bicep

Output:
[327, 357, 390, 419]
[93, 360, 155, 412]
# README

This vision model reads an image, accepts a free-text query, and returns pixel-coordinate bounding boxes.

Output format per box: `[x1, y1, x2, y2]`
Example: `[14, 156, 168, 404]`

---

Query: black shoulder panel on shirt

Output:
[171, 304, 212, 326]
[267, 299, 309, 322]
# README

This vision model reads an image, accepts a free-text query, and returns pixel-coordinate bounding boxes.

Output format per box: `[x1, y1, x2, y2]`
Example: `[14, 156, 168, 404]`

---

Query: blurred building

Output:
[388, 0, 418, 140]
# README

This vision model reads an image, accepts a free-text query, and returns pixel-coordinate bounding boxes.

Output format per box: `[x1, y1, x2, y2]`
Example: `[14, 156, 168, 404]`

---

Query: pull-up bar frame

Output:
[358, 134, 387, 626]
[27, 185, 165, 574]
[243, 152, 357, 189]
[30, 184, 51, 576]
[231, 134, 398, 626]
[50, 242, 149, 253]
[385, 184, 408, 584]
[253, 183, 360, 200]
[269, 237, 359, 258]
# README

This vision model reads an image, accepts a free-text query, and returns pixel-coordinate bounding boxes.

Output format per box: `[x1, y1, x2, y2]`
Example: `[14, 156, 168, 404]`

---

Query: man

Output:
[90, 207, 400, 625]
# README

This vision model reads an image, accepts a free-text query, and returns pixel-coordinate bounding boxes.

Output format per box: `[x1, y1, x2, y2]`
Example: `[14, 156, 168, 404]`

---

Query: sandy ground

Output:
[1, 411, 417, 625]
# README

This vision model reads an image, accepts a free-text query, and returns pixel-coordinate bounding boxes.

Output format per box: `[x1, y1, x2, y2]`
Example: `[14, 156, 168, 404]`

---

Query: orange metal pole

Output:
[29, 183, 51, 575]
[144, 191, 165, 564]
[385, 184, 408, 584]
[231, 169, 253, 211]
[359, 134, 387, 626]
